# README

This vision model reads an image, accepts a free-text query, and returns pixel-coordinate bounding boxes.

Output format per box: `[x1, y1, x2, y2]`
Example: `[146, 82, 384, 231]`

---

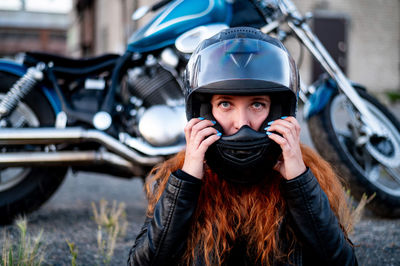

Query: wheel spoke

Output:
[14, 116, 28, 128]
[337, 130, 352, 139]
[368, 165, 380, 182]
[362, 148, 376, 177]
[323, 90, 400, 201]
[386, 167, 400, 185]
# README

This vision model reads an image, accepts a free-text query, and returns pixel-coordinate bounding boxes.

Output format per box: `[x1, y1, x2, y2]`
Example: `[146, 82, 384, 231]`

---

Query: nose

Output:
[233, 109, 251, 132]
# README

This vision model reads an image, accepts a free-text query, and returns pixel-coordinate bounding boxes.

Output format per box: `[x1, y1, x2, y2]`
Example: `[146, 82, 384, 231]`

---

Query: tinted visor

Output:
[191, 38, 294, 93]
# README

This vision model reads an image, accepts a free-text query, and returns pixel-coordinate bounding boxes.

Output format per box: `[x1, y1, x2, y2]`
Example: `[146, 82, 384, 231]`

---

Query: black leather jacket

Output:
[128, 169, 358, 266]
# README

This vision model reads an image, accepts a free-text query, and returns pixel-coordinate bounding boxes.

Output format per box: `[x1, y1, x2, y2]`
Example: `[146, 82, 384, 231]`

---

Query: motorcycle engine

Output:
[138, 105, 186, 146]
[125, 61, 183, 107]
[123, 59, 186, 146]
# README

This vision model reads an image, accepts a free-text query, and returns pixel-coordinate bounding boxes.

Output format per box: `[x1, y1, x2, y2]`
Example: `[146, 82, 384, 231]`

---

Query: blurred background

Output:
[0, 0, 398, 96]
[0, 1, 399, 264]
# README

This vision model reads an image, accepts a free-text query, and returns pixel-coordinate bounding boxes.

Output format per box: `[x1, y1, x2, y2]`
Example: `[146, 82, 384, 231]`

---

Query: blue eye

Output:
[253, 102, 264, 108]
[220, 102, 230, 108]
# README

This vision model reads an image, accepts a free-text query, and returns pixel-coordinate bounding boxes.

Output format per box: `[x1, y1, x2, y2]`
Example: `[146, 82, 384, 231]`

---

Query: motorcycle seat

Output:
[25, 51, 120, 68]
[24, 51, 121, 78]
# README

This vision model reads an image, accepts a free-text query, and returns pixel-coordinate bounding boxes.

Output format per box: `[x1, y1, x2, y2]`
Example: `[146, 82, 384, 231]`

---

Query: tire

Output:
[308, 88, 400, 217]
[0, 71, 68, 224]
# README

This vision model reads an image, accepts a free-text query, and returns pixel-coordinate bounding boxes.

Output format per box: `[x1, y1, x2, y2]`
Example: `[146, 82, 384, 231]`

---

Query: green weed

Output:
[66, 240, 78, 266]
[1, 217, 45, 266]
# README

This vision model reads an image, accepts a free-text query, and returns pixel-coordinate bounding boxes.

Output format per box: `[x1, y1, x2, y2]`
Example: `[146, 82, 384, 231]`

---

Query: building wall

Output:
[0, 9, 70, 57]
[95, 0, 124, 54]
[71, 0, 138, 56]
[292, 0, 399, 92]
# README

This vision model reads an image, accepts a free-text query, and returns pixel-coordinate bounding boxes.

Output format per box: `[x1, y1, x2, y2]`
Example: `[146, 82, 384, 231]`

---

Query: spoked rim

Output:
[0, 94, 39, 192]
[330, 94, 400, 196]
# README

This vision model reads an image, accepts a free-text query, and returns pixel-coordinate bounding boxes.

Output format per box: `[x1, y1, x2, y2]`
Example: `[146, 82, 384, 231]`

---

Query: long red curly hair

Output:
[144, 144, 352, 265]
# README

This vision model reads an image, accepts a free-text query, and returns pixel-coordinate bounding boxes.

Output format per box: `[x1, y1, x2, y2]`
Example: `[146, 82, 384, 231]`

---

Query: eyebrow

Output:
[213, 95, 233, 101]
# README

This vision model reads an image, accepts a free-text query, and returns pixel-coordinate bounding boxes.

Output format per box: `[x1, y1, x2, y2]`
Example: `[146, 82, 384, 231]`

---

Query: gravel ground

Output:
[1, 103, 399, 265]
[352, 212, 400, 266]
[1, 172, 148, 266]
[1, 171, 399, 266]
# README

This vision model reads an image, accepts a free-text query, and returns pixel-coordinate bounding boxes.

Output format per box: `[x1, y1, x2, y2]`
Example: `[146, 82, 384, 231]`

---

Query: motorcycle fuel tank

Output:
[127, 0, 232, 53]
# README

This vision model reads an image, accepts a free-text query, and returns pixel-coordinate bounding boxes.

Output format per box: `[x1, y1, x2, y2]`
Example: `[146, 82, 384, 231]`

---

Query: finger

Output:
[190, 120, 217, 146]
[191, 119, 216, 135]
[185, 117, 204, 130]
[192, 127, 219, 148]
[267, 123, 297, 146]
[185, 118, 215, 142]
[267, 132, 289, 149]
[198, 133, 221, 153]
[184, 118, 204, 141]
[273, 159, 283, 172]
[268, 132, 301, 161]
[266, 117, 300, 133]
[266, 118, 300, 143]
[284, 116, 301, 135]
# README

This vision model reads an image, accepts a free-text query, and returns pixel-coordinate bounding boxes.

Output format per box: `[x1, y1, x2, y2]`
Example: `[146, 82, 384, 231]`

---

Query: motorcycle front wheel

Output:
[308, 88, 400, 217]
[0, 72, 67, 224]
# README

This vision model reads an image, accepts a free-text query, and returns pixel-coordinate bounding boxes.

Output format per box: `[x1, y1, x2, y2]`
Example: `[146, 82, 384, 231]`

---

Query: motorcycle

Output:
[0, 0, 399, 223]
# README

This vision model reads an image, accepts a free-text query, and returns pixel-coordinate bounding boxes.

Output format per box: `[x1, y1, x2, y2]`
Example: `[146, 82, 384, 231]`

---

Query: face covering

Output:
[205, 125, 282, 184]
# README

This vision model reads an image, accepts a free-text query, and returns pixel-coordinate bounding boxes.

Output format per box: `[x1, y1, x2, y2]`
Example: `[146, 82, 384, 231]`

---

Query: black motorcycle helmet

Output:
[184, 27, 299, 184]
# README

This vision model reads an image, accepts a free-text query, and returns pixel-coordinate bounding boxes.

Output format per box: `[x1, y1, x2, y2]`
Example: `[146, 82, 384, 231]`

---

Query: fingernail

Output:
[266, 132, 272, 135]
[217, 131, 222, 136]
[264, 126, 271, 131]
[267, 121, 274, 126]
[198, 117, 205, 120]
[212, 120, 216, 124]
[281, 116, 288, 119]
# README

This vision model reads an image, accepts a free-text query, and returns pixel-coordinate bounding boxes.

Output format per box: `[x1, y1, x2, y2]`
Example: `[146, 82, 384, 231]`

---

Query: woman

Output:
[128, 27, 357, 266]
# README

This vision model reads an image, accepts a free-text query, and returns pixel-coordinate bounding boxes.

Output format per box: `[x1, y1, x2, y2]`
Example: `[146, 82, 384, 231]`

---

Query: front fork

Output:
[289, 20, 388, 137]
[0, 63, 45, 120]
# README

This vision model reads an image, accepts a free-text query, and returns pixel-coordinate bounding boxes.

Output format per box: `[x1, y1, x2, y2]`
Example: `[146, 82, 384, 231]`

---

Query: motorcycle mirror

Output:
[132, 6, 149, 21]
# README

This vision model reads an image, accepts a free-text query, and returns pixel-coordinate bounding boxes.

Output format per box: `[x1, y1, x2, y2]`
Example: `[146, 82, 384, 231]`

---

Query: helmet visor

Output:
[191, 38, 295, 94]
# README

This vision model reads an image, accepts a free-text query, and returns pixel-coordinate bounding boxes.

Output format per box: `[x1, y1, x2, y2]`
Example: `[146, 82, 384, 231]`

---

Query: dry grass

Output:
[91, 199, 129, 265]
[1, 218, 45, 266]
[346, 191, 376, 234]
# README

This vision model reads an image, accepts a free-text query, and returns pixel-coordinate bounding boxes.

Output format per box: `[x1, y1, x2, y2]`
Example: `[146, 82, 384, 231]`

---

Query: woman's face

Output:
[211, 94, 271, 135]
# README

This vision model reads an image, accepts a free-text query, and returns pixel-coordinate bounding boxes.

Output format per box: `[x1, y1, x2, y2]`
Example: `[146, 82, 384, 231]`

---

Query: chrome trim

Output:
[175, 23, 229, 54]
[0, 128, 163, 166]
[0, 151, 142, 176]
[55, 111, 67, 128]
[0, 65, 43, 118]
[119, 132, 185, 156]
[260, 20, 280, 34]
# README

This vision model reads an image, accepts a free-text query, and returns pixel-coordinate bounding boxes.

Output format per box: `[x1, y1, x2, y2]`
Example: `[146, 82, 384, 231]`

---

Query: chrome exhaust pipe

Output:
[0, 128, 163, 166]
[0, 150, 144, 176]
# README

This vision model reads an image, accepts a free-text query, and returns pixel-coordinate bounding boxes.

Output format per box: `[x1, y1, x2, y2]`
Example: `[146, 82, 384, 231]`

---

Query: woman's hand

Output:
[265, 116, 306, 180]
[182, 118, 221, 179]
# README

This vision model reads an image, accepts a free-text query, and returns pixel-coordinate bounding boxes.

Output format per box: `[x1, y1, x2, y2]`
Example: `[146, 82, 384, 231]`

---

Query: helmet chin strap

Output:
[205, 125, 282, 184]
